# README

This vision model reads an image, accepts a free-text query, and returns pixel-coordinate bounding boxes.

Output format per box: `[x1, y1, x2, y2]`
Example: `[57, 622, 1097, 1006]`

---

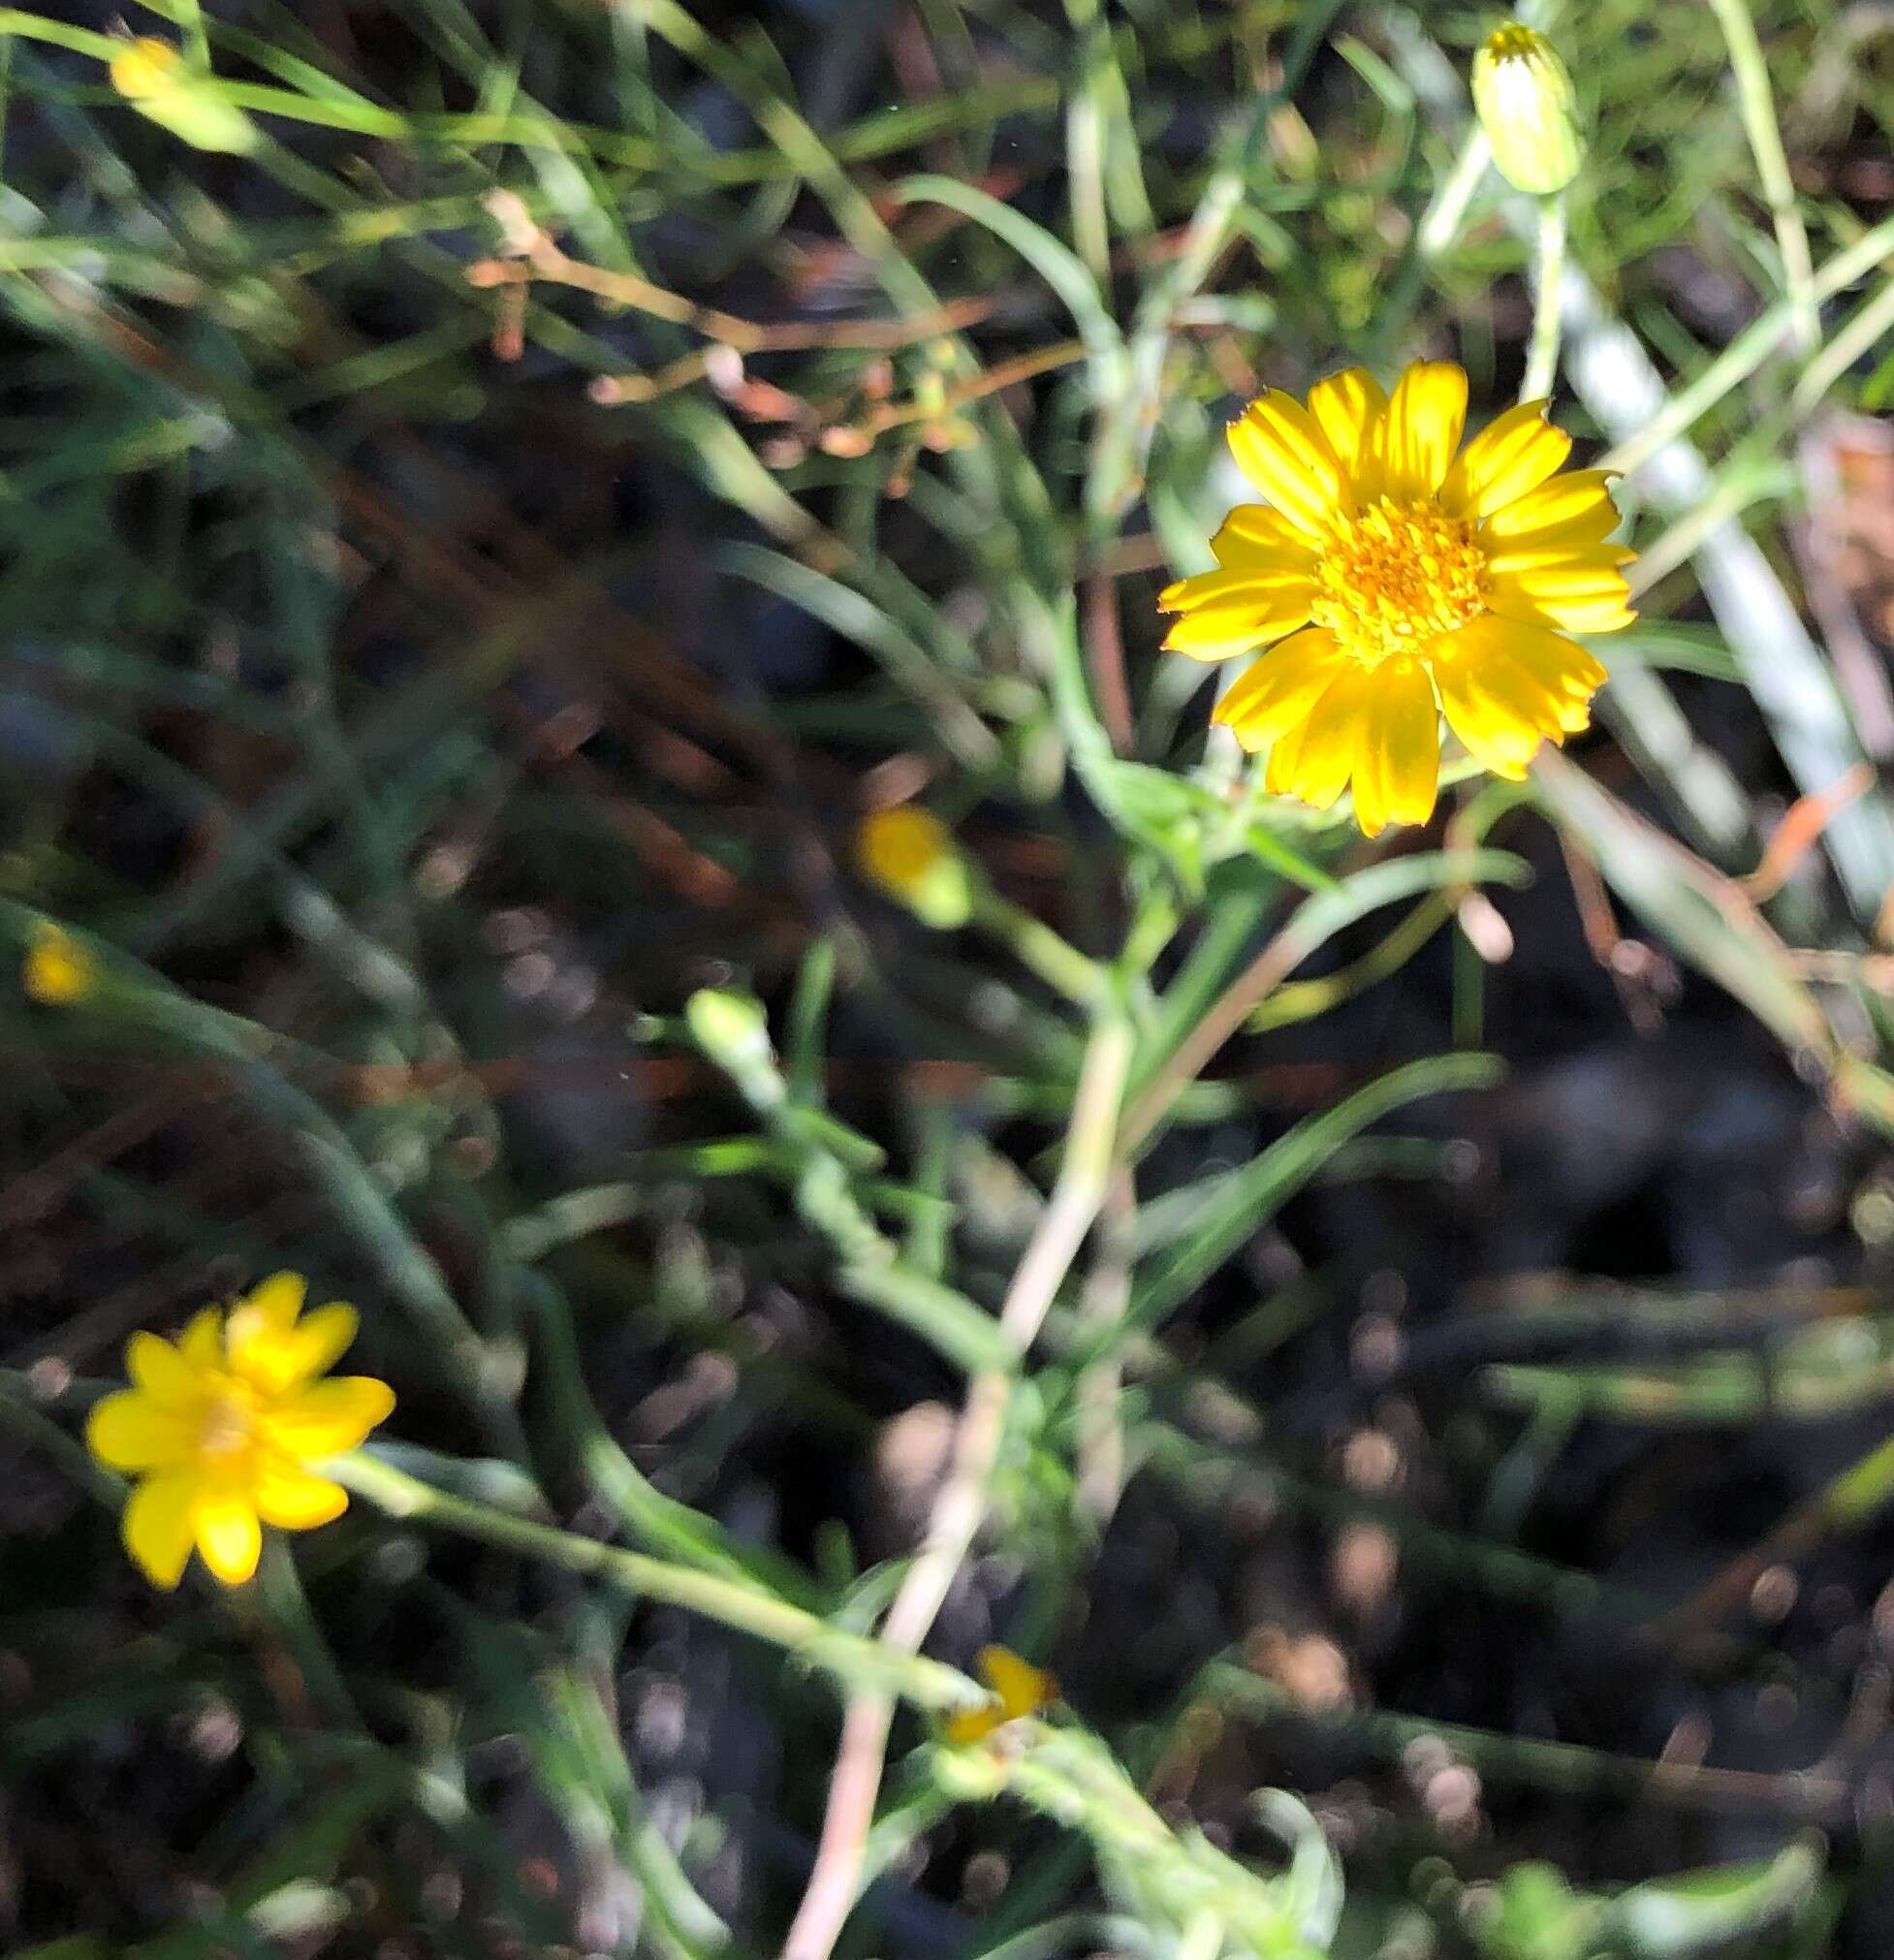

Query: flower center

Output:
[1309, 499, 1488, 669]
[1483, 22, 1543, 64]
[198, 1383, 257, 1462]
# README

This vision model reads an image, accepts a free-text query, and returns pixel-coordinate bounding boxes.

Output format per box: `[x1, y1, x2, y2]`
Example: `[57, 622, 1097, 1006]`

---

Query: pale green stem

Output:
[1175, 1909, 1228, 1960]
[1628, 461, 1788, 595]
[1792, 271, 1894, 415]
[1521, 194, 1566, 401]
[331, 1451, 977, 1713]
[970, 885, 1106, 1007]
[0, 10, 118, 56]
[1704, 0, 1819, 355]
[781, 1013, 1134, 1960]
[1417, 128, 1492, 260]
[1598, 209, 1894, 476]
[1062, 0, 1110, 280]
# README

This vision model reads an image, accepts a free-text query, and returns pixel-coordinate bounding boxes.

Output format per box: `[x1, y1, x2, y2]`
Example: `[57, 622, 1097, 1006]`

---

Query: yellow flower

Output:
[853, 805, 974, 929]
[1471, 24, 1585, 198]
[108, 37, 257, 155]
[943, 1644, 1058, 1746]
[85, 1273, 395, 1589]
[1161, 362, 1632, 835]
[23, 921, 99, 1005]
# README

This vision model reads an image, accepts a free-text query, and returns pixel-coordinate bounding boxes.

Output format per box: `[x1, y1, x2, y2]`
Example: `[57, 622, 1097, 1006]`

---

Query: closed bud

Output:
[109, 38, 259, 155]
[853, 806, 974, 931]
[22, 920, 100, 1006]
[1471, 24, 1584, 198]
[684, 988, 779, 1101]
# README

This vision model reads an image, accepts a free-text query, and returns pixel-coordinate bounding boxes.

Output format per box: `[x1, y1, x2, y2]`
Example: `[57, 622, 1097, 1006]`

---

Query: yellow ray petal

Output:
[278, 1303, 359, 1383]
[1478, 468, 1621, 544]
[1489, 564, 1636, 635]
[232, 1302, 360, 1396]
[1435, 616, 1607, 777]
[1484, 510, 1623, 560]
[1211, 503, 1317, 575]
[943, 1645, 1056, 1744]
[1159, 571, 1314, 660]
[265, 1376, 396, 1458]
[194, 1492, 263, 1585]
[944, 1699, 1004, 1746]
[126, 1331, 204, 1409]
[1351, 659, 1441, 837]
[122, 1472, 197, 1590]
[1307, 366, 1388, 501]
[1440, 400, 1572, 522]
[1483, 542, 1636, 583]
[1513, 593, 1635, 634]
[178, 1308, 224, 1371]
[1212, 627, 1353, 750]
[87, 1391, 195, 1471]
[254, 1459, 351, 1531]
[1380, 362, 1468, 501]
[1264, 666, 1373, 809]
[980, 1644, 1058, 1721]
[232, 1271, 306, 1338]
[1226, 391, 1347, 535]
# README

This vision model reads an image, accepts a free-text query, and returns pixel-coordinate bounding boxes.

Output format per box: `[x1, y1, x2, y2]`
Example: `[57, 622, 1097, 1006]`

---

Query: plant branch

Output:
[779, 1011, 1133, 1960]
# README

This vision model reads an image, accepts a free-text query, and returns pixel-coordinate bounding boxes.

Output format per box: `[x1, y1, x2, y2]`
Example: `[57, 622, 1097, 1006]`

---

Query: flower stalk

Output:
[332, 1450, 979, 1712]
[1521, 192, 1568, 403]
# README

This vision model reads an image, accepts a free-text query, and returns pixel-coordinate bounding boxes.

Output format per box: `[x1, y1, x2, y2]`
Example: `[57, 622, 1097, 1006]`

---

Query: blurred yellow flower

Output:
[1162, 362, 1632, 835]
[108, 37, 258, 155]
[944, 1644, 1058, 1745]
[854, 805, 974, 929]
[86, 1273, 395, 1589]
[1472, 24, 1585, 198]
[23, 921, 99, 1005]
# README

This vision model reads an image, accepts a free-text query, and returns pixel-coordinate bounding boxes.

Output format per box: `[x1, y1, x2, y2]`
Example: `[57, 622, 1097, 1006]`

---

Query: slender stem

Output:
[1792, 270, 1894, 415]
[1596, 209, 1894, 477]
[1704, 0, 1818, 355]
[971, 887, 1107, 1007]
[1175, 1909, 1227, 1960]
[780, 1013, 1134, 1960]
[1062, 0, 1111, 280]
[331, 1452, 976, 1712]
[1520, 194, 1567, 402]
[1417, 128, 1492, 260]
[1208, 1662, 1847, 1819]
[0, 10, 118, 58]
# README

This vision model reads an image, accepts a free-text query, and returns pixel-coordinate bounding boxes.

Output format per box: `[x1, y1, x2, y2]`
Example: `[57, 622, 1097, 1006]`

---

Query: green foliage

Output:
[2, 1, 1891, 1956]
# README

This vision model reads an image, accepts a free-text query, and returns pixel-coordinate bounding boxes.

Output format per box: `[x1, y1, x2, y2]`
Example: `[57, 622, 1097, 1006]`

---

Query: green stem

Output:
[0, 10, 118, 58]
[1521, 193, 1566, 401]
[1597, 208, 1894, 476]
[332, 1451, 977, 1713]
[971, 887, 1106, 1007]
[1792, 269, 1894, 414]
[1704, 0, 1818, 355]
[1417, 128, 1492, 259]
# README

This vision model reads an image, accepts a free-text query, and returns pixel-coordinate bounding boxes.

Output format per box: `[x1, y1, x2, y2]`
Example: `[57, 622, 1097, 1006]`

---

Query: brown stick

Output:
[779, 1018, 1132, 1960]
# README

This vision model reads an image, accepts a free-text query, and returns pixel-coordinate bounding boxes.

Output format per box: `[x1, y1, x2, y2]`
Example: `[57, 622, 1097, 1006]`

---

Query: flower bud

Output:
[109, 38, 258, 155]
[853, 806, 974, 931]
[23, 921, 99, 1006]
[684, 988, 776, 1087]
[1471, 23, 1584, 198]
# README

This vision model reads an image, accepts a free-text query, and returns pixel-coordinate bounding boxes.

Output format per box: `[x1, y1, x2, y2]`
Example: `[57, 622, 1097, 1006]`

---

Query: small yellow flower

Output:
[23, 921, 100, 1005]
[943, 1644, 1058, 1746]
[1471, 24, 1586, 198]
[1162, 362, 1633, 835]
[107, 37, 185, 99]
[86, 1273, 395, 1589]
[853, 805, 974, 929]
[108, 37, 258, 155]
